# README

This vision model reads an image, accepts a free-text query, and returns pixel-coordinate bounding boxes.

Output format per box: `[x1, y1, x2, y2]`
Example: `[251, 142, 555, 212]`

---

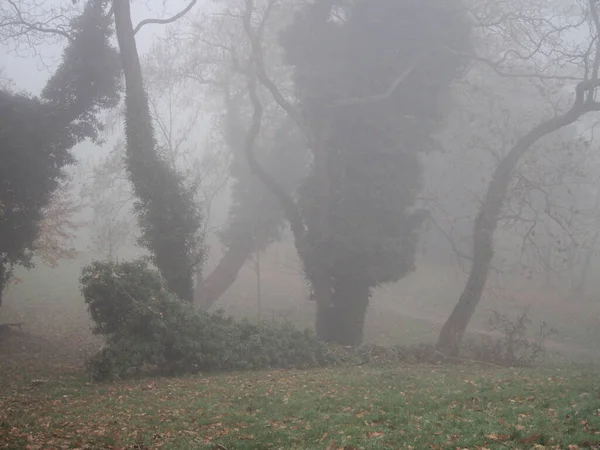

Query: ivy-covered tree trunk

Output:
[313, 272, 370, 346]
[113, 0, 202, 302]
[313, 271, 334, 342]
[330, 277, 370, 346]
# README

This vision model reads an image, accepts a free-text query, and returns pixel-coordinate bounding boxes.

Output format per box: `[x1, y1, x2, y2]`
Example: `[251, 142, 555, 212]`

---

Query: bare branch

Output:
[590, 0, 600, 83]
[133, 0, 198, 35]
[456, 49, 583, 81]
[242, 0, 306, 243]
[4, 0, 73, 42]
[333, 49, 434, 107]
[242, 0, 310, 142]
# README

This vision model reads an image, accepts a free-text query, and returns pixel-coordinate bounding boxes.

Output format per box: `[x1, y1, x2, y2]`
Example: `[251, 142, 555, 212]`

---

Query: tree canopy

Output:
[0, 0, 121, 305]
[241, 0, 472, 344]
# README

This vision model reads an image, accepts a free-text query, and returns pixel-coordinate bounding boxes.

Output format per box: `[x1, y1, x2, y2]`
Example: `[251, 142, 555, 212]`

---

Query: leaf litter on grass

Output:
[2, 363, 600, 449]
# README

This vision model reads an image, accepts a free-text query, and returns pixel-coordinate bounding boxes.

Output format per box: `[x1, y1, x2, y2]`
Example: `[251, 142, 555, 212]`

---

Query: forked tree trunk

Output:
[194, 235, 254, 309]
[437, 83, 600, 356]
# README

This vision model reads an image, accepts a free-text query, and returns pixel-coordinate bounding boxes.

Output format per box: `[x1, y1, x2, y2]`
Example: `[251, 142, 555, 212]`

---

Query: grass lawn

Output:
[2, 362, 600, 449]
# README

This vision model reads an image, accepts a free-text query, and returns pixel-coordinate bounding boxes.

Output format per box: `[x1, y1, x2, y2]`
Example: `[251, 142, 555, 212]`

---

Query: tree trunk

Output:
[113, 0, 198, 303]
[437, 83, 600, 357]
[329, 277, 370, 346]
[0, 263, 6, 307]
[436, 208, 494, 356]
[572, 186, 600, 300]
[194, 235, 254, 309]
[313, 272, 370, 346]
[313, 271, 334, 342]
[574, 232, 598, 300]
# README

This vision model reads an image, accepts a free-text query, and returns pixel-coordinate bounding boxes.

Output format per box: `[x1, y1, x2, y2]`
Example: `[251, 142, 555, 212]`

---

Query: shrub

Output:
[461, 307, 556, 367]
[81, 260, 332, 380]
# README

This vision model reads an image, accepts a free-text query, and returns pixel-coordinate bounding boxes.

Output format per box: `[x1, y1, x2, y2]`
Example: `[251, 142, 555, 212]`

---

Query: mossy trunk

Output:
[314, 273, 370, 346]
[313, 271, 334, 342]
[113, 0, 199, 302]
[330, 277, 370, 346]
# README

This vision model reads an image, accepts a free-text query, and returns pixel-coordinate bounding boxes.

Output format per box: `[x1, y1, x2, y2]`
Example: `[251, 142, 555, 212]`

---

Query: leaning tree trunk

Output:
[194, 235, 254, 309]
[436, 207, 496, 356]
[437, 82, 600, 357]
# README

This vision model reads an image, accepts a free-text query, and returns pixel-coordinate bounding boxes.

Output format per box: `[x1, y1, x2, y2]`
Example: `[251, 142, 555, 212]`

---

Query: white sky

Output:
[0, 0, 208, 94]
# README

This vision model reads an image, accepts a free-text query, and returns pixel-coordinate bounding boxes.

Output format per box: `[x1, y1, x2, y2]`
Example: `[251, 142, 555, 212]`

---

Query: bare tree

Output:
[33, 177, 84, 268]
[437, 0, 600, 356]
[81, 141, 136, 261]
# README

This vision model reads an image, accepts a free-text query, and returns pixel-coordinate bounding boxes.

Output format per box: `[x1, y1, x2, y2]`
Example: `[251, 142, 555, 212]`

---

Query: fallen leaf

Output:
[368, 431, 385, 438]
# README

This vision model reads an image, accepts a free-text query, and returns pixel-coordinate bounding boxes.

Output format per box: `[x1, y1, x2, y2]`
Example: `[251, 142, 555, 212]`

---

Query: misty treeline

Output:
[2, 0, 600, 357]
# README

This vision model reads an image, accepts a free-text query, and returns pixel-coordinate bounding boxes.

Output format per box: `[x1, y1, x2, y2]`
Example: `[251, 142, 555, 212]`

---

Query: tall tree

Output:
[0, 0, 121, 306]
[112, 0, 203, 302]
[140, 3, 310, 309]
[197, 85, 309, 309]
[436, 0, 600, 356]
[242, 0, 471, 345]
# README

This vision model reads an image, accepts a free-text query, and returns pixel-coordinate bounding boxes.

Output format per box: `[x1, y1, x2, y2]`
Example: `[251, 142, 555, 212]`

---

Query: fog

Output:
[2, 0, 600, 375]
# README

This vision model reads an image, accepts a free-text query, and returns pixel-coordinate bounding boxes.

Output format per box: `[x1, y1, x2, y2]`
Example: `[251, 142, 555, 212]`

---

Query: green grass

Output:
[2, 364, 600, 449]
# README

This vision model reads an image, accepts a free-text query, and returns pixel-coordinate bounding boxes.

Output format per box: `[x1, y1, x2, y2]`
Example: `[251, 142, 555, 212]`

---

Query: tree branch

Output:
[455, 49, 583, 82]
[133, 0, 198, 35]
[5, 0, 73, 42]
[242, 0, 310, 142]
[590, 0, 600, 83]
[333, 48, 435, 106]
[242, 0, 306, 244]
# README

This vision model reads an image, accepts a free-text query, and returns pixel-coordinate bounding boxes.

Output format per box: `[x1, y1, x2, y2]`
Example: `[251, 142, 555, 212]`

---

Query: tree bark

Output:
[113, 0, 198, 302]
[0, 263, 6, 307]
[314, 273, 370, 345]
[437, 80, 600, 357]
[194, 235, 254, 309]
[330, 277, 370, 346]
[313, 271, 334, 341]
